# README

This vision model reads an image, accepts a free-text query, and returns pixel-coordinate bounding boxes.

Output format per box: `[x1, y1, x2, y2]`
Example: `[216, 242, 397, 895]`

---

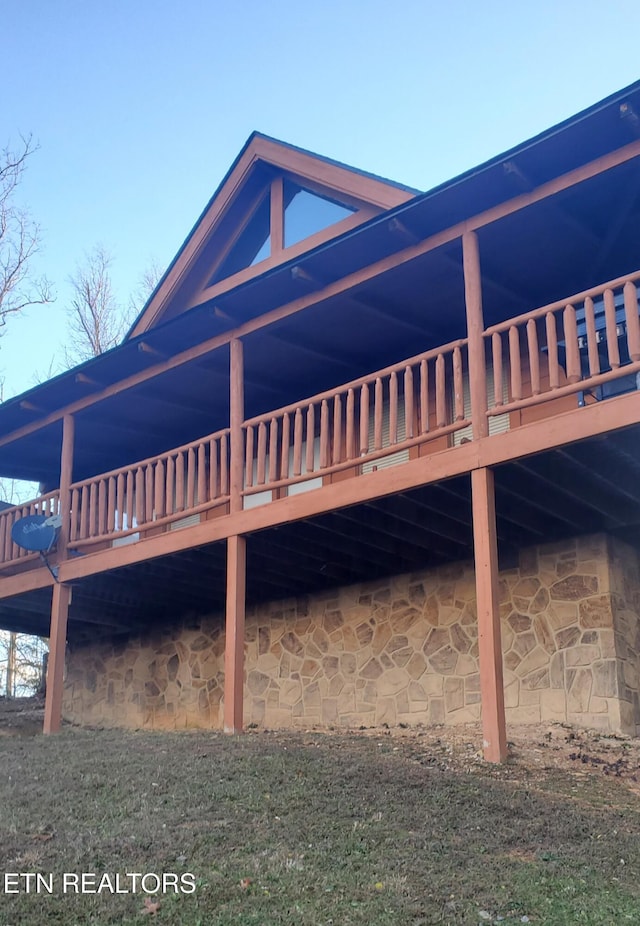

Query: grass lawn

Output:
[1, 720, 640, 924]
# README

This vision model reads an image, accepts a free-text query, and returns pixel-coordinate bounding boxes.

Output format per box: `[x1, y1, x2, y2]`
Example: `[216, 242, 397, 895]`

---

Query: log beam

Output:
[471, 467, 507, 762]
[223, 534, 246, 734]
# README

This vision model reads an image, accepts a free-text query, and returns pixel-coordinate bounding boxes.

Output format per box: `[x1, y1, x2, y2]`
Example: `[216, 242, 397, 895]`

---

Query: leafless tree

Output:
[66, 249, 162, 363]
[65, 245, 130, 362]
[128, 258, 163, 321]
[0, 135, 52, 333]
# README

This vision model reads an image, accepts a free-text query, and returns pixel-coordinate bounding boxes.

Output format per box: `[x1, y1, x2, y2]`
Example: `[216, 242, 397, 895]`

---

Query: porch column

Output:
[229, 338, 244, 514]
[462, 230, 489, 439]
[471, 466, 507, 762]
[43, 413, 74, 735]
[223, 533, 246, 733]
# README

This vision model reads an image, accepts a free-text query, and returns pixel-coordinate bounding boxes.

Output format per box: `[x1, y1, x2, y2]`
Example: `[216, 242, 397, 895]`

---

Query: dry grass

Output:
[1, 704, 640, 924]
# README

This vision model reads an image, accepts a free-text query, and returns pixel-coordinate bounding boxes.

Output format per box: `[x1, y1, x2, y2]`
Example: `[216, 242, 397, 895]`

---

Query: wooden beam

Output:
[463, 231, 488, 439]
[224, 534, 246, 734]
[43, 582, 71, 734]
[75, 373, 102, 387]
[138, 342, 167, 359]
[230, 339, 244, 514]
[270, 176, 284, 255]
[471, 467, 507, 763]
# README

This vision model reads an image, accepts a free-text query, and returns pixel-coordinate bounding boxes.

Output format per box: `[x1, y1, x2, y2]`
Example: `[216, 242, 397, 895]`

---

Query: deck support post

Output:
[229, 338, 244, 514]
[43, 413, 74, 734]
[471, 466, 507, 762]
[462, 230, 489, 440]
[43, 583, 72, 734]
[224, 533, 246, 733]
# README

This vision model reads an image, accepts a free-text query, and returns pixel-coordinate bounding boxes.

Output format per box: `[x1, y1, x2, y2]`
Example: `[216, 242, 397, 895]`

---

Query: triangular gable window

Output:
[211, 193, 271, 284]
[210, 178, 358, 286]
[283, 180, 356, 248]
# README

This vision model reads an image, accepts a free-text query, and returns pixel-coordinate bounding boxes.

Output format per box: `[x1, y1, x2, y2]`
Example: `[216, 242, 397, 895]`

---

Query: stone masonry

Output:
[62, 534, 640, 735]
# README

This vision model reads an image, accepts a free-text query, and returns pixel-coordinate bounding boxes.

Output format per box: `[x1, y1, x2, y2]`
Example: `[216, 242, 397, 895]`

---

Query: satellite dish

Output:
[11, 514, 62, 553]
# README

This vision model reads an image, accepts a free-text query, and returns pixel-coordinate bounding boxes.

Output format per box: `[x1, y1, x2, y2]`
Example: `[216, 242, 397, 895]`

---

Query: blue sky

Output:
[2, 0, 640, 397]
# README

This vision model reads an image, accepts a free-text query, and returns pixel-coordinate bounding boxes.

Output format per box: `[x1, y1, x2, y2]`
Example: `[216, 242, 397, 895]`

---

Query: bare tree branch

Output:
[65, 245, 134, 363]
[0, 135, 53, 332]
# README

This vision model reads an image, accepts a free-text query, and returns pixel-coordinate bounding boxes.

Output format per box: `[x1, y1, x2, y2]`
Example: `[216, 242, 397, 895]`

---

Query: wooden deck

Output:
[1, 268, 639, 584]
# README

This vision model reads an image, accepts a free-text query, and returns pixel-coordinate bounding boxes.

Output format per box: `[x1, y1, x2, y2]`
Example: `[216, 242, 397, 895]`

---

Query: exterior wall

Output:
[63, 534, 640, 735]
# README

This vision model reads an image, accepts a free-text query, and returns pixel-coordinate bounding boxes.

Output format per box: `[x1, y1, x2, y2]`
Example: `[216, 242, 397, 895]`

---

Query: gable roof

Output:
[129, 132, 419, 336]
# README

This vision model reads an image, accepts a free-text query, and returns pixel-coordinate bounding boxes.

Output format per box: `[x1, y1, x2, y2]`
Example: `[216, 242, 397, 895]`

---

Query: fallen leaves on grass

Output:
[141, 896, 160, 916]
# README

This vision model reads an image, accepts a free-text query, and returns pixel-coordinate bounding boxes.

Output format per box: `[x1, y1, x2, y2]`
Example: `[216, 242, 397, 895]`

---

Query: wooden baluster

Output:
[124, 471, 134, 529]
[221, 432, 229, 496]
[293, 408, 303, 476]
[583, 297, 600, 376]
[244, 425, 254, 488]
[306, 404, 315, 473]
[332, 395, 342, 464]
[107, 476, 117, 533]
[198, 443, 207, 504]
[545, 312, 560, 389]
[269, 418, 279, 483]
[175, 453, 185, 511]
[80, 485, 89, 539]
[563, 304, 581, 383]
[419, 358, 429, 433]
[374, 378, 383, 450]
[624, 281, 640, 362]
[116, 473, 125, 532]
[256, 421, 267, 485]
[155, 460, 165, 519]
[88, 483, 98, 538]
[186, 447, 196, 508]
[134, 467, 144, 526]
[452, 347, 464, 420]
[346, 388, 355, 460]
[404, 366, 414, 438]
[209, 440, 218, 500]
[389, 371, 398, 444]
[604, 288, 621, 369]
[320, 400, 330, 468]
[359, 383, 369, 455]
[526, 319, 541, 395]
[69, 489, 78, 542]
[508, 326, 523, 399]
[281, 413, 291, 481]
[435, 353, 446, 428]
[98, 479, 107, 535]
[164, 456, 175, 514]
[492, 333, 504, 405]
[145, 465, 154, 522]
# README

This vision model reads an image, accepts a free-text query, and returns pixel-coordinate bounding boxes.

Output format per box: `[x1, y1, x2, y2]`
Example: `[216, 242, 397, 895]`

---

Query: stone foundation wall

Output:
[62, 534, 640, 735]
[609, 537, 640, 734]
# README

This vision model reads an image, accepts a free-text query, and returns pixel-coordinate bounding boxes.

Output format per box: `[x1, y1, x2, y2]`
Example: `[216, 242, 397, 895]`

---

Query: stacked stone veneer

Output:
[62, 534, 640, 735]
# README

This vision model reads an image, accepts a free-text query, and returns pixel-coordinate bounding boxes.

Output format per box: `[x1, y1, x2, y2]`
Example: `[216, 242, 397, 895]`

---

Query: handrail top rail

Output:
[0, 489, 60, 519]
[243, 337, 469, 428]
[69, 427, 231, 491]
[484, 269, 640, 336]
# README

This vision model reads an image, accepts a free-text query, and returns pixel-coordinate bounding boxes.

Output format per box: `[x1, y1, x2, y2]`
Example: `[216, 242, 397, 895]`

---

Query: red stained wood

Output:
[604, 288, 621, 369]
[471, 467, 507, 762]
[624, 281, 640, 361]
[224, 534, 246, 734]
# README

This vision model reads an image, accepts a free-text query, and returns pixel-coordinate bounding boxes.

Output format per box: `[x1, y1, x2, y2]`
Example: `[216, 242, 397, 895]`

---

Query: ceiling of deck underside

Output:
[2, 426, 640, 642]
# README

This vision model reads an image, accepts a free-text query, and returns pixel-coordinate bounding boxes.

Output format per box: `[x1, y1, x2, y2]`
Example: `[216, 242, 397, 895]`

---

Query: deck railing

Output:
[484, 271, 640, 417]
[242, 338, 470, 497]
[2, 269, 640, 567]
[0, 491, 60, 567]
[68, 429, 230, 547]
